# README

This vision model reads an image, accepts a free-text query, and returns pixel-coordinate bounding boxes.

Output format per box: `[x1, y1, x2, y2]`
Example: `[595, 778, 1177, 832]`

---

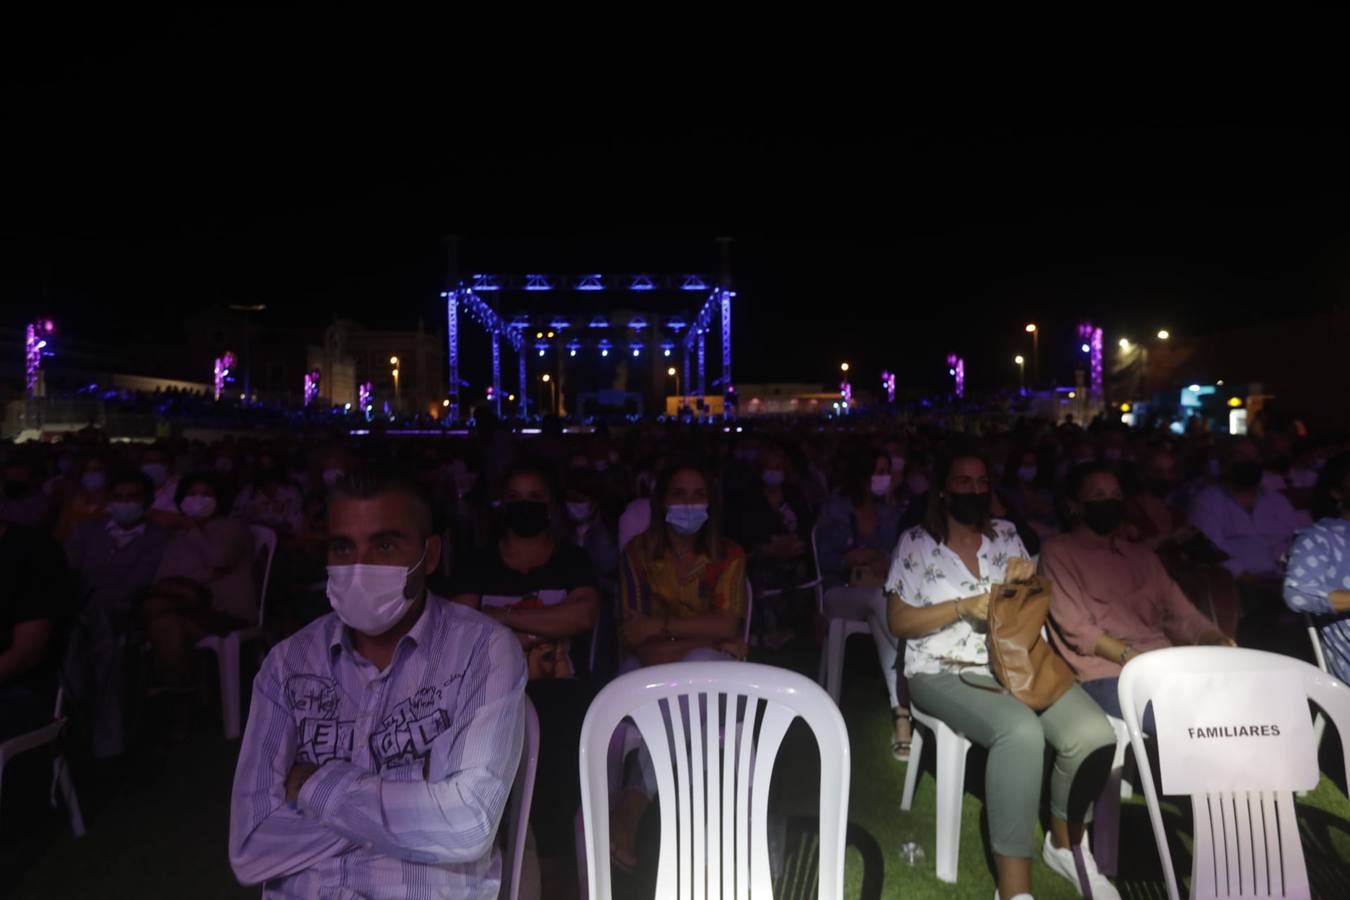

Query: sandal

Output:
[891, 708, 913, 761]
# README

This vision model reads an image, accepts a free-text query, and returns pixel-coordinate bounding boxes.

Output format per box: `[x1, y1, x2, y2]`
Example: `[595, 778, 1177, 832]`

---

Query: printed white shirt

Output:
[229, 594, 527, 899]
[885, 519, 1029, 678]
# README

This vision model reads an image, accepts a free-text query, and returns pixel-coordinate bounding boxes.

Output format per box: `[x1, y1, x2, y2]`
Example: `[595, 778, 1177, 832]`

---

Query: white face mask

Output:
[566, 501, 594, 523]
[762, 469, 785, 487]
[327, 545, 428, 636]
[1017, 465, 1038, 483]
[869, 474, 892, 497]
[180, 495, 217, 519]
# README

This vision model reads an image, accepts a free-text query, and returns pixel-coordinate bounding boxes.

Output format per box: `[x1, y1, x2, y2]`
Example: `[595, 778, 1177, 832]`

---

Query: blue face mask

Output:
[666, 503, 710, 536]
[108, 501, 146, 527]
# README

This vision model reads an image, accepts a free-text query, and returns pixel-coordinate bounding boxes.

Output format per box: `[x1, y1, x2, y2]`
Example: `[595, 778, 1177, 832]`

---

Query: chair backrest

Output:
[501, 696, 540, 900]
[808, 524, 824, 615]
[742, 578, 753, 643]
[1119, 646, 1350, 900]
[248, 524, 277, 628]
[579, 661, 850, 900]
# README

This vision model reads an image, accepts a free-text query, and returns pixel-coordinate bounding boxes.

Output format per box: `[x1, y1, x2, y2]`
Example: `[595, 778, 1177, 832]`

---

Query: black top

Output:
[439, 540, 598, 678]
[0, 523, 70, 699]
[442, 540, 598, 600]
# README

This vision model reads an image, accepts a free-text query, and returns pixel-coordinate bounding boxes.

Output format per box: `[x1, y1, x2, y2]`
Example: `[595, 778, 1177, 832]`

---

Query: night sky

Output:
[4, 11, 1348, 393]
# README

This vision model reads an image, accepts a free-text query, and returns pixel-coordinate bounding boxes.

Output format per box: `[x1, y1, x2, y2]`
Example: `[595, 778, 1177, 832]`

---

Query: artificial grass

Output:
[6, 637, 1350, 898]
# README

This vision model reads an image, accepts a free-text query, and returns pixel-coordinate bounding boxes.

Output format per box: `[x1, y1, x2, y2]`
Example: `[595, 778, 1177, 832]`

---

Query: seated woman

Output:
[887, 445, 1120, 900]
[144, 473, 257, 734]
[728, 445, 813, 649]
[816, 448, 911, 759]
[54, 453, 112, 542]
[619, 460, 747, 668]
[446, 462, 600, 892]
[1284, 451, 1350, 683]
[1043, 463, 1234, 730]
[611, 460, 747, 871]
[231, 453, 304, 538]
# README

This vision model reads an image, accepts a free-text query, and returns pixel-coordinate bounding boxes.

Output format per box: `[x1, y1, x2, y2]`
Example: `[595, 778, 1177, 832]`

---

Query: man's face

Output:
[1230, 440, 1260, 466]
[327, 493, 440, 578]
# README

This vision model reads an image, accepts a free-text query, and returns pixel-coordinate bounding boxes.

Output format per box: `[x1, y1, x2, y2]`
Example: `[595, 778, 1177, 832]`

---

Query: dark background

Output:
[3, 10, 1348, 393]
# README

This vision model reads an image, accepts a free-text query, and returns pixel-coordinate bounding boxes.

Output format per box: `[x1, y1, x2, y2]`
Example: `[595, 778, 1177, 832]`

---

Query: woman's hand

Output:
[621, 614, 662, 647]
[956, 592, 990, 622]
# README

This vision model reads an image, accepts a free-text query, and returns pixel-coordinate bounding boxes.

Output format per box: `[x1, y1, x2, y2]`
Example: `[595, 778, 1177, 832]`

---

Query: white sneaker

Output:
[994, 892, 1034, 900]
[1041, 832, 1120, 900]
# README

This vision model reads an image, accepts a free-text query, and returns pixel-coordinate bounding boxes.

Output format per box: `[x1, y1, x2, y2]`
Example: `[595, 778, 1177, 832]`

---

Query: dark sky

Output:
[4, 11, 1349, 392]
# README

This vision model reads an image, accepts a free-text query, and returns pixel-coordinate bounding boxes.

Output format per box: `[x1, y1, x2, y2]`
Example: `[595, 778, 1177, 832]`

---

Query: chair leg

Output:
[900, 726, 924, 811]
[825, 619, 846, 705]
[574, 807, 588, 900]
[933, 732, 969, 884]
[219, 633, 242, 741]
[1093, 766, 1122, 877]
[52, 755, 86, 837]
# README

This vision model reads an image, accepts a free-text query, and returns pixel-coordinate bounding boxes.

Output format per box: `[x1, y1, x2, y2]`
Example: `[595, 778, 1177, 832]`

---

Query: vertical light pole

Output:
[228, 303, 266, 403]
[668, 366, 681, 414]
[541, 373, 555, 415]
[390, 356, 401, 413]
[1025, 323, 1039, 387]
[1015, 354, 1025, 395]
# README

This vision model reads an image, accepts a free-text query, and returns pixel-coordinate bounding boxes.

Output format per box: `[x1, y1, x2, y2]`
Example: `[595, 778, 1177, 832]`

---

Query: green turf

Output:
[6, 640, 1350, 898]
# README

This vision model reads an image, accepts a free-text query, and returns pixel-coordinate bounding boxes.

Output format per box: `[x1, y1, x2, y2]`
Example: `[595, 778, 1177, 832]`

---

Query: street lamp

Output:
[541, 373, 555, 415]
[1156, 329, 1170, 341]
[667, 366, 681, 407]
[390, 356, 400, 412]
[1118, 338, 1131, 350]
[1014, 354, 1025, 394]
[1024, 323, 1039, 386]
[228, 303, 267, 403]
[840, 362, 850, 373]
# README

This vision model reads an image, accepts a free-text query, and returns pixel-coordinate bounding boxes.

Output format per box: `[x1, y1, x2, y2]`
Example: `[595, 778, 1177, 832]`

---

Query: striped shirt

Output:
[229, 593, 527, 899]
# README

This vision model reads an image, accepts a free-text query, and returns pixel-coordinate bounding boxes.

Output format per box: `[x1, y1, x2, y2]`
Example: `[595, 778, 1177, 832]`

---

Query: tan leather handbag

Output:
[966, 576, 1075, 711]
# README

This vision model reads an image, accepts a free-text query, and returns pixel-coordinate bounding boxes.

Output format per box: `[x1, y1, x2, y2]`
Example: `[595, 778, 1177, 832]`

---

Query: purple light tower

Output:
[359, 382, 373, 419]
[213, 351, 237, 401]
[303, 369, 322, 407]
[881, 370, 896, 403]
[1077, 322, 1104, 396]
[946, 354, 965, 399]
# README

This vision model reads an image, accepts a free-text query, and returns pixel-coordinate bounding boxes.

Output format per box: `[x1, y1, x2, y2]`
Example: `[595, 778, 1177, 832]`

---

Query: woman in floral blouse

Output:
[886, 443, 1119, 900]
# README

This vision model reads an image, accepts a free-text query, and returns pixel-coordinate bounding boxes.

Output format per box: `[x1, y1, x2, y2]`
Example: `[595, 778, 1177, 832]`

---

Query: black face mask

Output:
[1229, 461, 1264, 489]
[503, 501, 550, 538]
[1, 480, 27, 500]
[947, 491, 990, 526]
[1146, 478, 1175, 499]
[1082, 499, 1126, 536]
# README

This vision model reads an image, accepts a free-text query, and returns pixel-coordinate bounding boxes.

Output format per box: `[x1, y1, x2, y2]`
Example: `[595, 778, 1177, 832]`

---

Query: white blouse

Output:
[885, 519, 1029, 678]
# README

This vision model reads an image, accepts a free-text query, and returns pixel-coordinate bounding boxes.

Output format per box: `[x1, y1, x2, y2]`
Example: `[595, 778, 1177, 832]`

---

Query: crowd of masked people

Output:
[0, 414, 1346, 900]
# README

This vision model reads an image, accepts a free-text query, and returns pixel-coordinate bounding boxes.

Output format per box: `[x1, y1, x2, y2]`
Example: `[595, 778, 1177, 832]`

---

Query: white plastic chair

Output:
[500, 696, 539, 900]
[899, 703, 1128, 883]
[1118, 646, 1350, 900]
[579, 661, 851, 900]
[1307, 615, 1330, 749]
[899, 704, 970, 882]
[812, 524, 884, 705]
[196, 524, 276, 740]
[0, 688, 86, 837]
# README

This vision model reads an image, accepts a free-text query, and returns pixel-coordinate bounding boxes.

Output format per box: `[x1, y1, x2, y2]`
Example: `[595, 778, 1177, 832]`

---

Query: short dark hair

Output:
[329, 464, 434, 539]
[922, 439, 994, 545]
[109, 468, 154, 499]
[1313, 451, 1350, 521]
[175, 471, 236, 517]
[1065, 461, 1119, 502]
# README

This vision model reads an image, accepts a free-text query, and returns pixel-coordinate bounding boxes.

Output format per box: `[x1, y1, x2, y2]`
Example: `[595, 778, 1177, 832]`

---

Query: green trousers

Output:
[909, 671, 1116, 858]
